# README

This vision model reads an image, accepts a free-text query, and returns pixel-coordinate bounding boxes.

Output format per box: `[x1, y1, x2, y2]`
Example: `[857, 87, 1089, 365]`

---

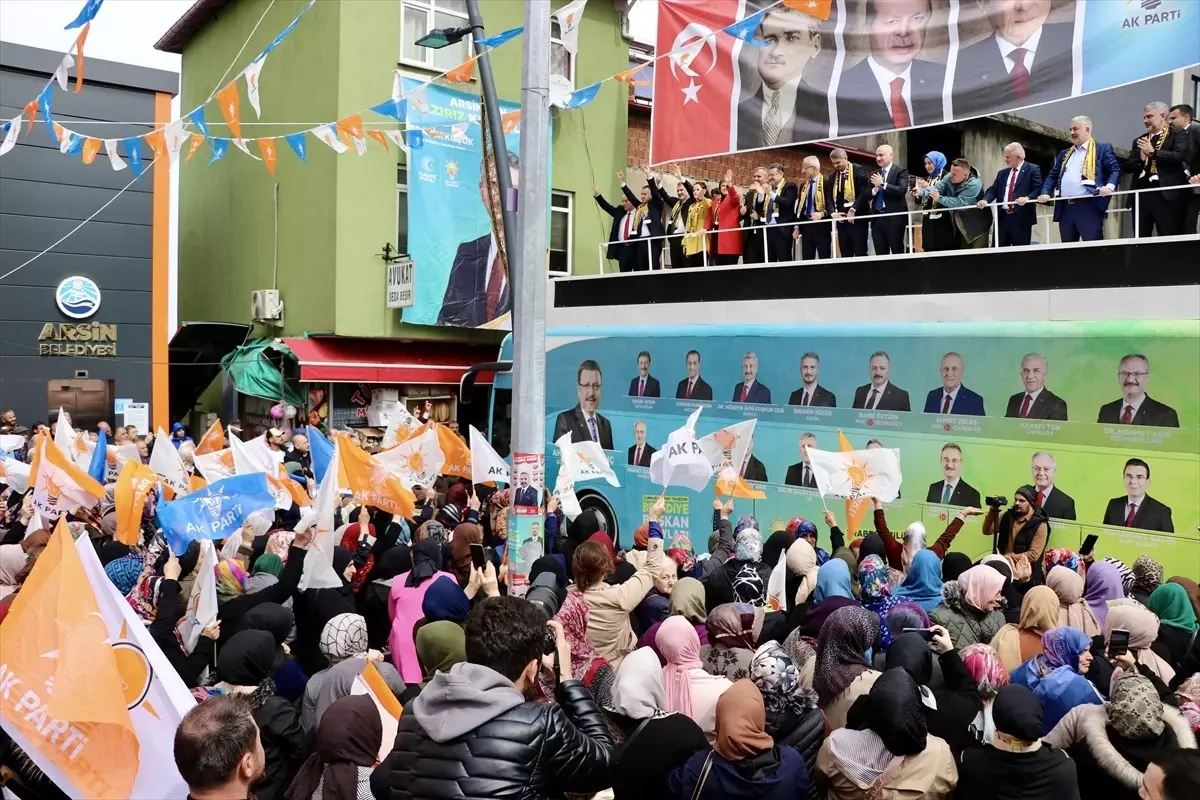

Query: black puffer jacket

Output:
[766, 702, 824, 800]
[371, 662, 615, 800]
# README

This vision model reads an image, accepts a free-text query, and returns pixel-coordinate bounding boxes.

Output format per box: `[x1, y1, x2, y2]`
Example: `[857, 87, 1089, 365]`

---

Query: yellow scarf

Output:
[840, 166, 855, 204]
[632, 201, 650, 232]
[683, 197, 712, 256]
[669, 196, 684, 227]
[1062, 138, 1097, 182]
[1148, 128, 1165, 175]
[766, 178, 787, 220]
[798, 174, 825, 215]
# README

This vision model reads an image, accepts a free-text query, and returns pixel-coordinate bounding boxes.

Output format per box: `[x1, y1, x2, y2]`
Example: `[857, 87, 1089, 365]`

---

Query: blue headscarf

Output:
[421, 575, 470, 623]
[104, 554, 144, 595]
[925, 151, 947, 178]
[893, 549, 944, 613]
[813, 558, 854, 603]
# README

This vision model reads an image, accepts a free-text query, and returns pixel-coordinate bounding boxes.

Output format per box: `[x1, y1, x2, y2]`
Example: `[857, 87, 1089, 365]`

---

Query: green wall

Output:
[177, 0, 629, 342]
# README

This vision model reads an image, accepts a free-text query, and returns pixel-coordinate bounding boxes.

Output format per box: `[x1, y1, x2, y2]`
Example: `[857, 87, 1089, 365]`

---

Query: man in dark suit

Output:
[926, 443, 982, 508]
[1124, 102, 1189, 237]
[676, 350, 713, 401]
[1168, 104, 1200, 234]
[552, 359, 614, 449]
[828, 149, 871, 257]
[741, 166, 771, 264]
[732, 352, 772, 404]
[788, 351, 836, 407]
[1030, 451, 1075, 521]
[742, 439, 768, 483]
[923, 352, 986, 416]
[1005, 352, 1068, 420]
[627, 421, 656, 468]
[1096, 353, 1180, 428]
[1102, 458, 1173, 532]
[1038, 115, 1121, 242]
[628, 350, 661, 398]
[784, 432, 819, 489]
[736, 5, 830, 150]
[856, 144, 910, 255]
[978, 142, 1043, 246]
[796, 156, 833, 260]
[952, 2, 1073, 120]
[437, 151, 519, 327]
[853, 351, 911, 411]
[763, 163, 799, 263]
[513, 470, 538, 508]
[836, 0, 946, 137]
[593, 182, 634, 273]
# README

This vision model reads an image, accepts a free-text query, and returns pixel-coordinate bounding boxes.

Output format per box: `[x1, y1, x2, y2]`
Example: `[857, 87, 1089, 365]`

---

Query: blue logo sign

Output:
[55, 276, 101, 319]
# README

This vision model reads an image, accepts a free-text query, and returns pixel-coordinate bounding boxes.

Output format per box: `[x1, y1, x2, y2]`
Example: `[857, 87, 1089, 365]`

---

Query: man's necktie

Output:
[941, 484, 952, 504]
[1121, 404, 1134, 425]
[875, 169, 886, 212]
[623, 213, 633, 240]
[485, 252, 505, 320]
[1006, 167, 1019, 211]
[1009, 47, 1030, 101]
[763, 90, 783, 146]
[587, 416, 599, 443]
[635, 445, 642, 465]
[638, 379, 644, 397]
[1125, 503, 1138, 527]
[942, 394, 952, 414]
[867, 388, 879, 409]
[1037, 491, 1046, 508]
[803, 465, 811, 486]
[741, 384, 750, 402]
[889, 77, 910, 129]
[806, 179, 816, 216]
[802, 391, 810, 407]
[687, 380, 694, 399]
[1019, 394, 1032, 418]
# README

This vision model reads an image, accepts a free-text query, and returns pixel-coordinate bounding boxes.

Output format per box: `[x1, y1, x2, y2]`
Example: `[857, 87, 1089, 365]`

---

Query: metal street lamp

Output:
[413, 26, 470, 50]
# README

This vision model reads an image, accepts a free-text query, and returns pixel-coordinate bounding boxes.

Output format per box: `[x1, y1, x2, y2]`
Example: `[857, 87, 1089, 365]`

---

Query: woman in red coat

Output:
[709, 168, 744, 266]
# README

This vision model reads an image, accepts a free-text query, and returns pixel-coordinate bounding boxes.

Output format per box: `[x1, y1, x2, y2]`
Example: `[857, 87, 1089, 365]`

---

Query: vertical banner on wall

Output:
[508, 451, 545, 595]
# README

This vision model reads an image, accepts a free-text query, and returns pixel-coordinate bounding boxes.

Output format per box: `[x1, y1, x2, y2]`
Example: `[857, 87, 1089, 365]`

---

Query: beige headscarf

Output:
[786, 538, 819, 605]
[1046, 565, 1101, 637]
[991, 585, 1060, 673]
[1104, 604, 1176, 685]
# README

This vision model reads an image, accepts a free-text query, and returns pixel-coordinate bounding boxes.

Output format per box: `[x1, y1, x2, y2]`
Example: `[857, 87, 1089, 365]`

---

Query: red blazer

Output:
[709, 184, 743, 256]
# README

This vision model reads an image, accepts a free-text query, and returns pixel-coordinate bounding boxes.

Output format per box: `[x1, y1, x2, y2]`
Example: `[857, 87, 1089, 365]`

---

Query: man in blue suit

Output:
[732, 352, 772, 404]
[978, 142, 1043, 247]
[924, 352, 985, 416]
[1038, 115, 1120, 242]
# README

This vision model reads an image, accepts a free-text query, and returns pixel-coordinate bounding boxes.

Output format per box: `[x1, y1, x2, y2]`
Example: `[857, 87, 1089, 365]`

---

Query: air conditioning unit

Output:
[251, 289, 284, 325]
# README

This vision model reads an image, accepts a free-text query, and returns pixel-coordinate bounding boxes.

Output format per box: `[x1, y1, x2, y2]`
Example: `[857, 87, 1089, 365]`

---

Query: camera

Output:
[985, 496, 1008, 509]
[524, 572, 564, 655]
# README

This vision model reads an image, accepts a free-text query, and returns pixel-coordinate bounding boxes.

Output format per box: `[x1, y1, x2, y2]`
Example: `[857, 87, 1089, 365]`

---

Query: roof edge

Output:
[154, 0, 233, 54]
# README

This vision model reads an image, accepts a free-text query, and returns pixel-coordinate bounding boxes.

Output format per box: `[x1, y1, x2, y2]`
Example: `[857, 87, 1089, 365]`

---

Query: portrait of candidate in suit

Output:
[437, 150, 519, 328]
[553, 359, 614, 449]
[923, 352, 986, 416]
[1096, 353, 1180, 429]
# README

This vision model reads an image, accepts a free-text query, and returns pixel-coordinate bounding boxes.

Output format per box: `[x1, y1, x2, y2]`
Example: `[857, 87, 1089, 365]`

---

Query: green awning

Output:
[221, 339, 304, 406]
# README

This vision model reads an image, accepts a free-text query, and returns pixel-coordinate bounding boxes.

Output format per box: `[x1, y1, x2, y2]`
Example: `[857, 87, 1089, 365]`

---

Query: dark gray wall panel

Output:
[0, 215, 151, 258]
[1, 286, 152, 326]
[0, 178, 153, 225]
[0, 251, 151, 291]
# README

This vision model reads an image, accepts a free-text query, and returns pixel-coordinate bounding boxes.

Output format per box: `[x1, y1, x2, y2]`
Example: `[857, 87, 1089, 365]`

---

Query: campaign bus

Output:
[486, 319, 1199, 576]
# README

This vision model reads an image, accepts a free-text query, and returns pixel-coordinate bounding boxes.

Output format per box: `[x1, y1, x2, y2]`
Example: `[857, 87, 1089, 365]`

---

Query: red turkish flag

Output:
[650, 0, 739, 165]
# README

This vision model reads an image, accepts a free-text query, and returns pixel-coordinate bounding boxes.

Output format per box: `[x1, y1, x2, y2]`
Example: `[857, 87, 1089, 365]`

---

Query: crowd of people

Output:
[2, 414, 1199, 800]
[594, 103, 1200, 272]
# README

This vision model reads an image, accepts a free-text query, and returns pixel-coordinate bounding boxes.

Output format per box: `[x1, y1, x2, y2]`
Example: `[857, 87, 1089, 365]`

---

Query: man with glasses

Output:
[925, 442, 981, 508]
[553, 359, 613, 449]
[1096, 353, 1179, 428]
[1030, 451, 1075, 520]
[1102, 458, 1173, 532]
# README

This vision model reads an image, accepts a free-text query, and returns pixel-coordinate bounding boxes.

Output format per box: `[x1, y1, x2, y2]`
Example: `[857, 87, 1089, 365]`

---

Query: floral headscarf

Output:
[539, 591, 614, 707]
[265, 531, 295, 562]
[750, 641, 816, 716]
[1108, 672, 1165, 739]
[1131, 555, 1164, 596]
[858, 555, 891, 603]
[667, 547, 697, 578]
[735, 515, 759, 536]
[215, 560, 249, 602]
[735, 529, 763, 562]
[1043, 548, 1080, 573]
[1174, 674, 1200, 734]
[960, 643, 1009, 700]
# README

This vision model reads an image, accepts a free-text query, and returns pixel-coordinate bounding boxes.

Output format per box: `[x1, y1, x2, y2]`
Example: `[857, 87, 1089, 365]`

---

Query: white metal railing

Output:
[593, 183, 1198, 275]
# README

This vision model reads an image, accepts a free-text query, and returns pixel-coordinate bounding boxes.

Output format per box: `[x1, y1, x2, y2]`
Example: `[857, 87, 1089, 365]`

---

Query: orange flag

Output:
[194, 420, 225, 455]
[446, 58, 476, 82]
[432, 423, 472, 480]
[81, 137, 103, 164]
[215, 82, 242, 139]
[336, 114, 364, 142]
[273, 464, 312, 508]
[74, 22, 90, 92]
[114, 460, 159, 546]
[501, 110, 522, 134]
[23, 100, 38, 130]
[783, 0, 832, 20]
[614, 65, 650, 87]
[145, 129, 167, 161]
[715, 474, 766, 500]
[257, 138, 278, 175]
[335, 435, 415, 518]
[366, 128, 389, 150]
[185, 133, 206, 163]
[839, 430, 871, 536]
[189, 473, 208, 493]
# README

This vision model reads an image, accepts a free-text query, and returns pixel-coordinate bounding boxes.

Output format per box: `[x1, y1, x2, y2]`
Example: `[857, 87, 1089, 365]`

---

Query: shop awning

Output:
[284, 337, 498, 384]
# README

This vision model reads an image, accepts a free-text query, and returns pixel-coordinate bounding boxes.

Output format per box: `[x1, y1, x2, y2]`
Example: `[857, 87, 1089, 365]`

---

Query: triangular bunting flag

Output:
[257, 138, 278, 174]
[38, 85, 56, 146]
[370, 99, 406, 121]
[285, 132, 307, 161]
[477, 26, 522, 48]
[314, 125, 349, 153]
[614, 65, 651, 86]
[185, 133, 206, 162]
[501, 109, 521, 134]
[0, 115, 19, 157]
[64, 0, 104, 30]
[215, 82, 242, 139]
[366, 129, 389, 150]
[244, 56, 265, 117]
[383, 129, 408, 151]
[81, 136, 102, 164]
[554, 0, 588, 55]
[124, 137, 144, 178]
[231, 138, 261, 159]
[54, 53, 76, 91]
[555, 81, 602, 109]
[723, 8, 769, 47]
[783, 0, 832, 21]
[74, 22, 90, 91]
[145, 128, 167, 161]
[188, 107, 210, 137]
[208, 137, 229, 164]
[104, 138, 126, 170]
[445, 58, 476, 82]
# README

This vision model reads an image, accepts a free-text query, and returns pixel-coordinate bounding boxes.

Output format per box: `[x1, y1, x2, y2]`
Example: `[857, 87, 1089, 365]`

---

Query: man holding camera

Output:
[377, 596, 615, 797]
[982, 486, 1051, 584]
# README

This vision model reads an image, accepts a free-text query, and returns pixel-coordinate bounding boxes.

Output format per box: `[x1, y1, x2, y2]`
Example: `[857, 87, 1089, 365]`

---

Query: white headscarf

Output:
[902, 521, 926, 571]
[608, 646, 668, 720]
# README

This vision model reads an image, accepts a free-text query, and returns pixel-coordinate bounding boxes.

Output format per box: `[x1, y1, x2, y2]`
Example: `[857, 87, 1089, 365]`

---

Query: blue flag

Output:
[407, 128, 424, 150]
[87, 427, 108, 484]
[66, 132, 85, 155]
[722, 9, 769, 47]
[369, 99, 407, 121]
[124, 138, 144, 178]
[209, 137, 229, 165]
[157, 473, 275, 555]
[188, 107, 210, 137]
[64, 0, 104, 30]
[477, 27, 522, 48]
[306, 425, 333, 485]
[558, 82, 602, 109]
[284, 132, 307, 162]
[38, 85, 56, 146]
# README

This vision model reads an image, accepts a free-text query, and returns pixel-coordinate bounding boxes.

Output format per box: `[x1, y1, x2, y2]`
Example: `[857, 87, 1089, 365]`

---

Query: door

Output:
[46, 379, 113, 431]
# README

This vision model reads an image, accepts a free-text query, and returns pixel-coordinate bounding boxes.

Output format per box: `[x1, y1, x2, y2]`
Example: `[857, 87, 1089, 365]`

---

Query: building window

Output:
[397, 167, 409, 255]
[401, 0, 471, 72]
[550, 191, 572, 275]
[550, 20, 575, 87]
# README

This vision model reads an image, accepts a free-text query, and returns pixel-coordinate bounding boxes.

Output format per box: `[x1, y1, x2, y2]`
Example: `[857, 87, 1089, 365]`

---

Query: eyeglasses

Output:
[578, 383, 602, 391]
[1118, 371, 1148, 379]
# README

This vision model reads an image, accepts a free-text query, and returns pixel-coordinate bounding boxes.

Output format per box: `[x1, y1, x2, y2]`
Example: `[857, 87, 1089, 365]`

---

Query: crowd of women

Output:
[1, 466, 1198, 800]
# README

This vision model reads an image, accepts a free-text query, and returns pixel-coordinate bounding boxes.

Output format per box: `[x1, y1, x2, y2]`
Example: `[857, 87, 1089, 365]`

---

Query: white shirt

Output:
[622, 184, 653, 236]
[486, 234, 506, 300]
[1037, 484, 1055, 503]
[761, 81, 800, 145]
[866, 56, 913, 125]
[865, 381, 889, 409]
[618, 210, 634, 241]
[1125, 497, 1144, 521]
[940, 387, 961, 410]
[1120, 394, 1146, 420]
[940, 479, 960, 499]
[995, 26, 1042, 75]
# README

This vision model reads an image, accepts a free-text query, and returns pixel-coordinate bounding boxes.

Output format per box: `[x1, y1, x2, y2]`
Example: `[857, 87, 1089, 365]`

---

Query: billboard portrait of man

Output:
[736, 2, 832, 151]
[437, 149, 520, 328]
[553, 359, 614, 449]
[952, 0, 1076, 121]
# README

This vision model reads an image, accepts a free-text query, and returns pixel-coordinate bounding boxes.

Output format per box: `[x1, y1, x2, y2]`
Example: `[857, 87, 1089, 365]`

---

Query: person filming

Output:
[982, 486, 1050, 585]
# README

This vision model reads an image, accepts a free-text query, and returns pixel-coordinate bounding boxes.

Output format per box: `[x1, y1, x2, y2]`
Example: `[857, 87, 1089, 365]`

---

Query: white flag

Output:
[0, 458, 31, 494]
[406, 84, 429, 113]
[194, 447, 236, 482]
[163, 120, 190, 162]
[381, 403, 420, 449]
[54, 53, 75, 90]
[648, 407, 712, 492]
[766, 550, 788, 611]
[806, 446, 903, 503]
[0, 116, 20, 157]
[53, 409, 75, 457]
[470, 425, 510, 485]
[313, 124, 349, 153]
[177, 540, 218, 653]
[551, 433, 584, 521]
[392, 68, 403, 102]
[376, 426, 444, 488]
[24, 509, 44, 539]
[231, 138, 261, 159]
[299, 445, 344, 591]
[384, 129, 409, 152]
[554, 0, 588, 55]
[105, 443, 142, 483]
[150, 428, 191, 497]
[556, 437, 620, 487]
[243, 56, 266, 117]
[698, 418, 757, 481]
[105, 138, 128, 170]
[58, 129, 76, 154]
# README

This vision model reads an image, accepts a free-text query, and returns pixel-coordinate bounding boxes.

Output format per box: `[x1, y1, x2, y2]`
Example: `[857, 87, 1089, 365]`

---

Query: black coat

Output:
[926, 479, 982, 509]
[852, 382, 911, 411]
[596, 192, 631, 261]
[787, 385, 836, 407]
[252, 695, 306, 800]
[628, 375, 661, 397]
[1038, 486, 1077, 521]
[552, 405, 614, 450]
[148, 578, 216, 688]
[826, 165, 871, 214]
[628, 443, 656, 467]
[216, 545, 306, 647]
[1102, 494, 1173, 533]
[959, 745, 1081, 800]
[983, 162, 1044, 228]
[784, 462, 817, 489]
[737, 81, 831, 149]
[1125, 127, 1190, 198]
[1096, 396, 1180, 428]
[437, 234, 511, 327]
[675, 376, 713, 400]
[742, 454, 767, 483]
[1006, 389, 1068, 420]
[609, 712, 709, 800]
[373, 679, 614, 800]
[765, 705, 824, 800]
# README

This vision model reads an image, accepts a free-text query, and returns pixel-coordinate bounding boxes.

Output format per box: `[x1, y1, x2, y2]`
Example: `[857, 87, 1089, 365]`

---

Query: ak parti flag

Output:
[194, 420, 225, 455]
[839, 431, 871, 535]
[257, 138, 278, 175]
[114, 459, 159, 546]
[432, 423, 471, 480]
[28, 433, 105, 520]
[336, 435, 416, 518]
[445, 57, 476, 82]
[783, 0, 832, 21]
[215, 82, 243, 140]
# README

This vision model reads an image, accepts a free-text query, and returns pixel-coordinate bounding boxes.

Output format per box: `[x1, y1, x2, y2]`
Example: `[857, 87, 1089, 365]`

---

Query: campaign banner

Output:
[402, 78, 521, 330]
[650, 0, 1200, 163]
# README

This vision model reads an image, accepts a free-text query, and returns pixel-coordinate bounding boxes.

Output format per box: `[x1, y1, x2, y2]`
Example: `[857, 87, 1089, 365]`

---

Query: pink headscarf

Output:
[657, 615, 702, 717]
[960, 565, 1006, 612]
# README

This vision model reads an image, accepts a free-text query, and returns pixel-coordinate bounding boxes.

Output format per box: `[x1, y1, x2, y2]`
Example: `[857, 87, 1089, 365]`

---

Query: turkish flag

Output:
[650, 0, 739, 165]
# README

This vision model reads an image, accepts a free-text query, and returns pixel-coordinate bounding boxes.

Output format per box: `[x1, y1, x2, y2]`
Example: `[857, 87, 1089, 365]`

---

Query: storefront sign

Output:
[37, 322, 117, 356]
[386, 259, 415, 309]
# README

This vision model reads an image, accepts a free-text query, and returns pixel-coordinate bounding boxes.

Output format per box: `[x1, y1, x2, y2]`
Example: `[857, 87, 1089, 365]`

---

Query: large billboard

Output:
[651, 0, 1200, 163]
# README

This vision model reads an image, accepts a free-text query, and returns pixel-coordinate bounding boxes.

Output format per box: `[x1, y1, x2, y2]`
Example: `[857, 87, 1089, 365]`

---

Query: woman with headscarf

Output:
[980, 554, 1023, 625]
[1082, 559, 1126, 629]
[991, 585, 1061, 673]
[633, 550, 680, 633]
[723, 525, 773, 606]
[930, 564, 1007, 649]
[289, 546, 358, 677]
[870, 499, 975, 574]
[247, 553, 285, 593]
[414, 620, 466, 684]
[446, 521, 483, 589]
[701, 603, 764, 682]
[959, 643, 1010, 746]
[762, 530, 794, 576]
[1044, 670, 1197, 800]
[212, 629, 305, 800]
[893, 549, 945, 614]
[387, 537, 457, 683]
[239, 603, 306, 703]
[858, 555, 905, 649]
[1168, 575, 1200, 621]
[915, 150, 956, 252]
[1101, 556, 1136, 595]
[669, 679, 808, 800]
[1011, 627, 1103, 733]
[359, 544, 410, 650]
[1043, 547, 1082, 575]
[886, 629, 983, 756]
[657, 615, 733, 743]
[816, 669, 958, 800]
[419, 575, 470, 625]
[751, 642, 824, 799]
[1046, 564, 1102, 636]
[1129, 555, 1164, 605]
[1147, 583, 1199, 673]
[795, 559, 860, 640]
[1098, 603, 1176, 686]
[784, 537, 819, 614]
[1175, 674, 1200, 734]
[831, 547, 860, 598]
[284, 694, 380, 800]
[105, 552, 145, 596]
[537, 590, 617, 709]
[814, 606, 882, 731]
[302, 613, 404, 732]
[638, 576, 708, 661]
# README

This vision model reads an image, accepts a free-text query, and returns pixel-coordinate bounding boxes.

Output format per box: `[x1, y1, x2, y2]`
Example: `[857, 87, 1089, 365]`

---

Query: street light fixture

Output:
[414, 26, 470, 49]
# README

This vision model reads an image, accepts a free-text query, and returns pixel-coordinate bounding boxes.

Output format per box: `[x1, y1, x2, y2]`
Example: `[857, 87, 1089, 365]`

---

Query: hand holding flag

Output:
[806, 442, 903, 503]
[648, 407, 713, 492]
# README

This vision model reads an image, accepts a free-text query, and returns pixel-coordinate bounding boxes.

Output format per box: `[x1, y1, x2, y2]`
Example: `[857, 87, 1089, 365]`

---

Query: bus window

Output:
[490, 388, 512, 457]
